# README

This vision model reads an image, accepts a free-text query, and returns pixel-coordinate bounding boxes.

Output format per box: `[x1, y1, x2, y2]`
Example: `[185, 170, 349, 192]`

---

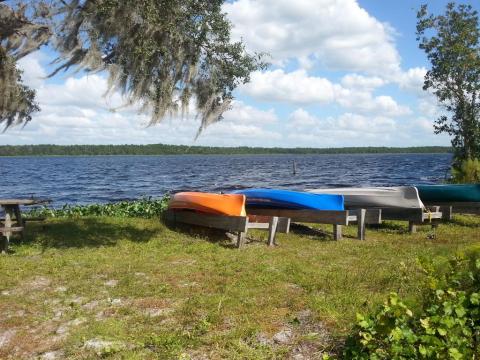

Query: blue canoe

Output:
[232, 189, 344, 211]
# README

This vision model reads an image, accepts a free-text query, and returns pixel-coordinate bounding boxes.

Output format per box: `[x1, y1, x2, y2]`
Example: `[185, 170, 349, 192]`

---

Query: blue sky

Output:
[2, 0, 478, 147]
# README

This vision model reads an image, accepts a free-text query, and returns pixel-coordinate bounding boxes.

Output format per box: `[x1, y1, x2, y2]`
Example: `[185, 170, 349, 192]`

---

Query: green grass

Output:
[0, 216, 479, 359]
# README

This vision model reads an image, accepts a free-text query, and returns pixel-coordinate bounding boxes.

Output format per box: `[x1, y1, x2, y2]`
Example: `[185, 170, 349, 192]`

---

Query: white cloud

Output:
[17, 53, 46, 88]
[288, 109, 396, 134]
[336, 91, 411, 117]
[224, 0, 401, 75]
[243, 69, 411, 117]
[397, 67, 427, 93]
[223, 101, 278, 124]
[418, 95, 441, 118]
[341, 74, 386, 90]
[242, 69, 336, 104]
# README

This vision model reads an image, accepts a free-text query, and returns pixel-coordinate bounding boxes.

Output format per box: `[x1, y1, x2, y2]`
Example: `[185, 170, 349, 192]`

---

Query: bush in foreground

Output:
[342, 250, 480, 359]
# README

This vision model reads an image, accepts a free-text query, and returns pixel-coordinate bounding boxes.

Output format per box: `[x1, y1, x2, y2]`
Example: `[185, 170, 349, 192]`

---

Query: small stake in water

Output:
[292, 160, 297, 175]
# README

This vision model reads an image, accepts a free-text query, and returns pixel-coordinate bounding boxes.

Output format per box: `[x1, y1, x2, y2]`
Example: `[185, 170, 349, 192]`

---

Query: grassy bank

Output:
[0, 215, 479, 359]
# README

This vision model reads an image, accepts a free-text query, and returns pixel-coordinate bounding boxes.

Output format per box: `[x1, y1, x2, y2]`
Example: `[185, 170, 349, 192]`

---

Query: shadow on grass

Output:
[367, 222, 410, 234]
[289, 223, 331, 240]
[164, 221, 237, 249]
[17, 218, 160, 250]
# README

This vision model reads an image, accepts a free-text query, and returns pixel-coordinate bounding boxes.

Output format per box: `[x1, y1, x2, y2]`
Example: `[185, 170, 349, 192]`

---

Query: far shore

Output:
[0, 144, 452, 157]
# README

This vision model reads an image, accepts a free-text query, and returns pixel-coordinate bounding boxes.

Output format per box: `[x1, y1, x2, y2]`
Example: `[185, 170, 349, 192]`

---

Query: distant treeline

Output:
[0, 144, 452, 156]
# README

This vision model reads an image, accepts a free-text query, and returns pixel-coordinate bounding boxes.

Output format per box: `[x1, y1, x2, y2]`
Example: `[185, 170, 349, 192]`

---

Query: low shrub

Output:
[27, 195, 170, 219]
[451, 158, 480, 183]
[342, 251, 480, 359]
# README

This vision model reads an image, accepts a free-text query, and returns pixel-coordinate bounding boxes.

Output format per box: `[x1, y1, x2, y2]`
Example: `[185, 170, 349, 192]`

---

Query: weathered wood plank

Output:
[267, 217, 279, 246]
[277, 217, 291, 234]
[381, 208, 426, 223]
[357, 209, 366, 240]
[246, 209, 351, 225]
[237, 231, 247, 248]
[0, 199, 51, 206]
[452, 204, 480, 215]
[364, 209, 382, 224]
[439, 206, 453, 220]
[0, 227, 24, 233]
[333, 224, 342, 240]
[165, 210, 248, 232]
[1, 207, 13, 254]
[409, 222, 417, 233]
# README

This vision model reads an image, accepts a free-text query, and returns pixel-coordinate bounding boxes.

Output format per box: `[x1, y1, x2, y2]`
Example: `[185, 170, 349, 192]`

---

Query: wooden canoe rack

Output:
[361, 207, 443, 233]
[164, 210, 290, 248]
[244, 208, 368, 240]
[421, 202, 480, 220]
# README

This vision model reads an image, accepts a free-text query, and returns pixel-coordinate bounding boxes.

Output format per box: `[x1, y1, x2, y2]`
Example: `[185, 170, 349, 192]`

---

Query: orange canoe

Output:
[168, 192, 246, 216]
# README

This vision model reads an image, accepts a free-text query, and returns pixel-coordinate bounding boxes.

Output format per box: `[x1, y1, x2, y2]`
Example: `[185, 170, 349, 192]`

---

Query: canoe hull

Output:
[307, 186, 424, 209]
[416, 184, 480, 203]
[168, 192, 246, 216]
[232, 189, 344, 211]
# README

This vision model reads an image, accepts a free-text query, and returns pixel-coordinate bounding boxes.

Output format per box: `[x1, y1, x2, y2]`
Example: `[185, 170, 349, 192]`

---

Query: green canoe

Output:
[416, 184, 480, 203]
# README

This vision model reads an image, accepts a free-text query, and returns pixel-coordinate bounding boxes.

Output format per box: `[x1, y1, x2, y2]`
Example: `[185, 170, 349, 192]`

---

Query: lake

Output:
[0, 153, 452, 207]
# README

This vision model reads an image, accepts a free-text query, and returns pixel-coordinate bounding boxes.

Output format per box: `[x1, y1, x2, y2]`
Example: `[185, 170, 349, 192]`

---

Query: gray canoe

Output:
[306, 186, 424, 209]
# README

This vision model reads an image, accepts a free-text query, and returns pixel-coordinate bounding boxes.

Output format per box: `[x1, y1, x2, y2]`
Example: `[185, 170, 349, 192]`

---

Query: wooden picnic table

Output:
[0, 198, 51, 253]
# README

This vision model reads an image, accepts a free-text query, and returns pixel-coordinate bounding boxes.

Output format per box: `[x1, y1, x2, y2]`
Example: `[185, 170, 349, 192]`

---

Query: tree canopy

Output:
[0, 0, 265, 134]
[417, 2, 480, 167]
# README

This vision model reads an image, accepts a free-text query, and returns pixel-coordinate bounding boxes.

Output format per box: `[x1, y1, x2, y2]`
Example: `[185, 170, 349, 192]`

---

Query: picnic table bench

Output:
[0, 198, 51, 253]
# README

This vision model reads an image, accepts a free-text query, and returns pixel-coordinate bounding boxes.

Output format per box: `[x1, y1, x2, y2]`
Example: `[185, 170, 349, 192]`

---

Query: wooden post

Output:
[357, 209, 366, 240]
[2, 206, 13, 254]
[267, 216, 279, 246]
[333, 224, 342, 240]
[237, 231, 246, 248]
[13, 205, 24, 240]
[440, 206, 453, 220]
[408, 221, 417, 233]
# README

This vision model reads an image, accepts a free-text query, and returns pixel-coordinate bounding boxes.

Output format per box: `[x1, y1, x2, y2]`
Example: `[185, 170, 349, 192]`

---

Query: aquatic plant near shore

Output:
[27, 196, 170, 219]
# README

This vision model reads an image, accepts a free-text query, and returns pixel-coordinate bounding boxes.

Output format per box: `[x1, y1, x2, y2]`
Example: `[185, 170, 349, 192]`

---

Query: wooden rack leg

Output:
[13, 205, 24, 240]
[237, 231, 246, 248]
[357, 209, 366, 240]
[333, 224, 342, 240]
[2, 207, 13, 254]
[408, 221, 417, 233]
[267, 216, 279, 246]
[440, 206, 452, 221]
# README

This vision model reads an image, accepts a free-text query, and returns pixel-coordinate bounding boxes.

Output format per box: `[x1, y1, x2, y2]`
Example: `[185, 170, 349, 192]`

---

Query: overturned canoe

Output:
[168, 192, 246, 216]
[416, 184, 480, 203]
[307, 186, 424, 209]
[232, 188, 344, 211]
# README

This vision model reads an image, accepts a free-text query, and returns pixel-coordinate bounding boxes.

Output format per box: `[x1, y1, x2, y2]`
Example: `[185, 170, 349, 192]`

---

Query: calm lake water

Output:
[0, 153, 452, 207]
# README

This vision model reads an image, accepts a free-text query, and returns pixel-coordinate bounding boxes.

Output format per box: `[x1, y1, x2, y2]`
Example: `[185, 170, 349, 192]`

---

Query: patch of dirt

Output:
[0, 329, 16, 348]
[254, 309, 335, 359]
[83, 338, 129, 356]
[39, 350, 65, 359]
[104, 279, 118, 287]
[3, 276, 52, 297]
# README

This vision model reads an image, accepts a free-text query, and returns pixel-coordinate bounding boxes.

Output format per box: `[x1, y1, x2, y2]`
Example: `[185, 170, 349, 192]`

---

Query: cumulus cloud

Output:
[396, 67, 427, 93]
[17, 52, 47, 88]
[224, 0, 401, 75]
[340, 74, 386, 90]
[223, 101, 278, 124]
[241, 69, 336, 104]
[288, 108, 396, 134]
[243, 70, 411, 117]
